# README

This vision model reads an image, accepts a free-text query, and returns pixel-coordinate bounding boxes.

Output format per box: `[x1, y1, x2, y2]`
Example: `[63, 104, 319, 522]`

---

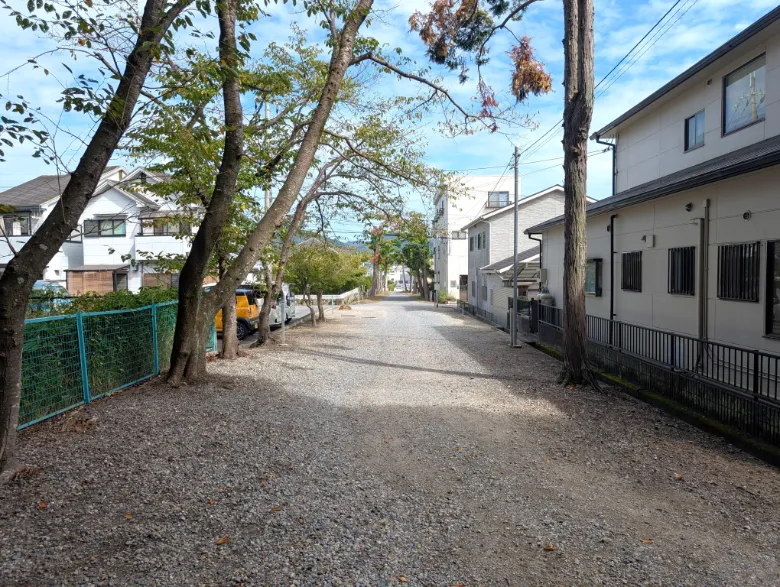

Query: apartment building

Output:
[431, 175, 516, 300]
[527, 6, 780, 354]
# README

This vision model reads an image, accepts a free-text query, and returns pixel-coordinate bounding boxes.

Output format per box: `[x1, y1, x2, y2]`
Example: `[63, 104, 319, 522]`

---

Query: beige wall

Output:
[610, 22, 780, 192]
[541, 165, 780, 354]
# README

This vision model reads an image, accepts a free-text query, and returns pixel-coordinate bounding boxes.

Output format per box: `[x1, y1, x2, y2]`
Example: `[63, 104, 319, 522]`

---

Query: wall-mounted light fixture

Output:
[743, 210, 752, 221]
[685, 202, 693, 212]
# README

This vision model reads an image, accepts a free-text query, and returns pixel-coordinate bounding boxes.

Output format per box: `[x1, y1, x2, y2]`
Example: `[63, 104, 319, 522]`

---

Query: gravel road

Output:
[3, 292, 780, 585]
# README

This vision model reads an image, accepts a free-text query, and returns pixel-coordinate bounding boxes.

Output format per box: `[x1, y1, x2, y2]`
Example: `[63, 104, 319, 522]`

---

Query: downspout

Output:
[595, 135, 617, 196]
[698, 199, 710, 342]
[609, 214, 618, 346]
[528, 233, 543, 283]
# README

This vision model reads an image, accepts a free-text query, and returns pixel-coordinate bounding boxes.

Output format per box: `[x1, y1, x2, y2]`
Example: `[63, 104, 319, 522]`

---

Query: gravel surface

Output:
[3, 292, 780, 585]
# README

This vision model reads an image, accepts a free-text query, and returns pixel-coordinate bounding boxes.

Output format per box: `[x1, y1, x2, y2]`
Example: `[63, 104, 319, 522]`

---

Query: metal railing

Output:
[534, 303, 780, 445]
[19, 302, 216, 430]
[457, 300, 494, 324]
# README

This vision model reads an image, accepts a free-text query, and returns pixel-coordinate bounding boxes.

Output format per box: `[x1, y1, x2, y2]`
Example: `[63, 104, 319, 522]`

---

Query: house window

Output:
[84, 218, 127, 238]
[717, 242, 760, 302]
[621, 251, 642, 292]
[669, 246, 696, 295]
[459, 274, 468, 289]
[451, 230, 467, 240]
[585, 259, 602, 296]
[113, 272, 129, 291]
[723, 54, 766, 135]
[469, 236, 474, 251]
[487, 191, 509, 208]
[767, 241, 780, 335]
[489, 288, 494, 305]
[684, 111, 705, 151]
[1, 213, 31, 236]
[142, 219, 186, 236]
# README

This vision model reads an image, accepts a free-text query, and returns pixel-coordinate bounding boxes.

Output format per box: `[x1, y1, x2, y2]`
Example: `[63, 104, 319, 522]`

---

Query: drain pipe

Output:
[698, 199, 710, 341]
[528, 233, 543, 281]
[609, 214, 618, 320]
[595, 135, 617, 196]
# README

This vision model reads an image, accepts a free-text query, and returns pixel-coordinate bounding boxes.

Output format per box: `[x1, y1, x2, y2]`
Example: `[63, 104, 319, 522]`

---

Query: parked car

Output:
[269, 283, 296, 327]
[204, 284, 260, 340]
[29, 280, 71, 313]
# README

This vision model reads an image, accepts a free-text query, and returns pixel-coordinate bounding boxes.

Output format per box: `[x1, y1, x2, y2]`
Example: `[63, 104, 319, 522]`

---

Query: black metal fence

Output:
[457, 300, 494, 324]
[532, 303, 780, 446]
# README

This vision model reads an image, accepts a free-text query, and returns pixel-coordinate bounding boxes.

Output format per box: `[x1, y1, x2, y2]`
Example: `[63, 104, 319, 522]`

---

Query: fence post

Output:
[152, 303, 159, 376]
[530, 300, 539, 334]
[75, 312, 90, 404]
[753, 350, 761, 435]
[670, 333, 676, 370]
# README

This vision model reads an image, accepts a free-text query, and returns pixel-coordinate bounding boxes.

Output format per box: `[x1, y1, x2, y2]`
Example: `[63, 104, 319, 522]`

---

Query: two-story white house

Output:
[527, 6, 780, 354]
[431, 175, 517, 300]
[0, 166, 193, 294]
[463, 185, 575, 328]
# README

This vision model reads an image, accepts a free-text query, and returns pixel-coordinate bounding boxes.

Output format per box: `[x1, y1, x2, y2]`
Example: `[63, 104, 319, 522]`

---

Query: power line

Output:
[515, 0, 696, 163]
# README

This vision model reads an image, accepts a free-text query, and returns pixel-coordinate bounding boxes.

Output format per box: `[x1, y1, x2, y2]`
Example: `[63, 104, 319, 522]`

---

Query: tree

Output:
[559, 0, 594, 384]
[409, 1, 595, 383]
[0, 0, 195, 483]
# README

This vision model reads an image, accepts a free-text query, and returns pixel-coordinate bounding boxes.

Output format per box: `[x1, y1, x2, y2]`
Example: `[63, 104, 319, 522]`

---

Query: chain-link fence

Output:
[19, 303, 216, 429]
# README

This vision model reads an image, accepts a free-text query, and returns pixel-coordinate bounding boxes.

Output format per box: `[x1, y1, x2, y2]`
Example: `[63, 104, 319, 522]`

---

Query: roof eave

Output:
[591, 5, 780, 140]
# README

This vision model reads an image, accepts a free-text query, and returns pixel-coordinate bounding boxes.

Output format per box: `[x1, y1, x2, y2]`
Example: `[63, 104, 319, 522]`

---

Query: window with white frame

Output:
[487, 191, 509, 208]
[1, 213, 31, 236]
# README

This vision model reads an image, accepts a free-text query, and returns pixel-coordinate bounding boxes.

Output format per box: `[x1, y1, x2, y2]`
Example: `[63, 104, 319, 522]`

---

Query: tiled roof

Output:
[0, 174, 70, 208]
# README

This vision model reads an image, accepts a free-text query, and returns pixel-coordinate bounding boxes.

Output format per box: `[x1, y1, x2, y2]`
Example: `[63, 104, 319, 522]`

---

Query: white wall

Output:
[541, 165, 780, 355]
[610, 22, 780, 192]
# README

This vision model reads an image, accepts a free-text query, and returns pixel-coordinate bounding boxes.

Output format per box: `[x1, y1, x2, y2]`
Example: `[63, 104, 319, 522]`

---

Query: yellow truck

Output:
[205, 284, 260, 340]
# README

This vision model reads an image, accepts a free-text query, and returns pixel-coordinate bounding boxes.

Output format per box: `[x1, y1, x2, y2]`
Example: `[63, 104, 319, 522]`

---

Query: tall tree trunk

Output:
[176, 0, 373, 384]
[254, 264, 275, 347]
[0, 0, 191, 483]
[220, 295, 238, 359]
[421, 262, 430, 300]
[317, 291, 326, 321]
[561, 0, 594, 384]
[219, 257, 239, 360]
[168, 0, 244, 386]
[369, 240, 381, 296]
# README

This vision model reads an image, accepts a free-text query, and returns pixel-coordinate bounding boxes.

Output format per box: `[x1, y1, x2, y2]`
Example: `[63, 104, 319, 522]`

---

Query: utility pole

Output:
[511, 145, 519, 348]
[279, 285, 287, 346]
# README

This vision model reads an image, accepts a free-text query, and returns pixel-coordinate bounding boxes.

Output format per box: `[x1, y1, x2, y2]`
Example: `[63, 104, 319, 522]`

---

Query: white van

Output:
[269, 283, 296, 326]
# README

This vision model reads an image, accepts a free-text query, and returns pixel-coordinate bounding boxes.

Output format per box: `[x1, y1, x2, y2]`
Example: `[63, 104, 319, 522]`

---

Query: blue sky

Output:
[1, 0, 778, 235]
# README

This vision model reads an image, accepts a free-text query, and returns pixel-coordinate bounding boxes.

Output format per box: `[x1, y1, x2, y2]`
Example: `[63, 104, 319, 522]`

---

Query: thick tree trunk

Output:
[255, 290, 274, 346]
[168, 0, 244, 386]
[561, 0, 594, 385]
[220, 294, 238, 359]
[0, 0, 191, 482]
[178, 0, 373, 383]
[317, 292, 326, 321]
[420, 263, 430, 300]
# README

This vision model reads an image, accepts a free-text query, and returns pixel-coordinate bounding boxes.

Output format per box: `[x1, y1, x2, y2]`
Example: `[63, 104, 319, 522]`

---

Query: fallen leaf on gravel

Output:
[455, 447, 461, 451]
[271, 506, 281, 512]
[37, 501, 47, 509]
[215, 536, 230, 545]
[542, 545, 557, 551]
[640, 539, 654, 544]
[123, 514, 133, 519]
[546, 459, 550, 464]
[398, 577, 407, 583]
[208, 499, 216, 505]
[674, 473, 683, 480]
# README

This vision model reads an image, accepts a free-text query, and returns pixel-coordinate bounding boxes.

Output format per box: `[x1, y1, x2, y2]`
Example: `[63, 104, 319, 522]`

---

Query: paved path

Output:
[3, 293, 780, 584]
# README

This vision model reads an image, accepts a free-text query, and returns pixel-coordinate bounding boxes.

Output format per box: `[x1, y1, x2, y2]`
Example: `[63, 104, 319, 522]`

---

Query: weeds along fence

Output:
[20, 301, 216, 430]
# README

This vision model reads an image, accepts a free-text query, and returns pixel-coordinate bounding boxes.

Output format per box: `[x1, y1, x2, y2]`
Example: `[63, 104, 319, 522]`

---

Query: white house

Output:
[527, 6, 780, 355]
[431, 175, 517, 300]
[462, 185, 572, 328]
[0, 166, 193, 294]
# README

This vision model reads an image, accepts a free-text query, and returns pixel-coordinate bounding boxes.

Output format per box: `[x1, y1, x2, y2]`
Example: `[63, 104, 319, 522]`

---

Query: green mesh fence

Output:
[20, 315, 84, 426]
[82, 306, 156, 399]
[19, 303, 216, 429]
[156, 301, 178, 372]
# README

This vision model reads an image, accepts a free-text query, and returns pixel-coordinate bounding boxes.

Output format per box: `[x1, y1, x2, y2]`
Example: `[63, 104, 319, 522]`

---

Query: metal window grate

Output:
[717, 242, 760, 302]
[668, 246, 696, 295]
[621, 251, 642, 292]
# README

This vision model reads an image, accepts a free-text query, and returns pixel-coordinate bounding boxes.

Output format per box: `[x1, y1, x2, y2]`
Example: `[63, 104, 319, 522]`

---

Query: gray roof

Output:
[481, 245, 541, 272]
[0, 174, 70, 208]
[593, 6, 780, 139]
[65, 264, 129, 272]
[526, 134, 780, 234]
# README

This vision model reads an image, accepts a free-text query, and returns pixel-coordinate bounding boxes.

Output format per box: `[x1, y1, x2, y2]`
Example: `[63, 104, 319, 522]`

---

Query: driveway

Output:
[2, 293, 780, 584]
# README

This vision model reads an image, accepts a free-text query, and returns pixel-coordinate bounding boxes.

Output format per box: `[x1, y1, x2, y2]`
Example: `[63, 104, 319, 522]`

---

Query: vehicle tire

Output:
[236, 321, 249, 340]
[285, 313, 292, 324]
